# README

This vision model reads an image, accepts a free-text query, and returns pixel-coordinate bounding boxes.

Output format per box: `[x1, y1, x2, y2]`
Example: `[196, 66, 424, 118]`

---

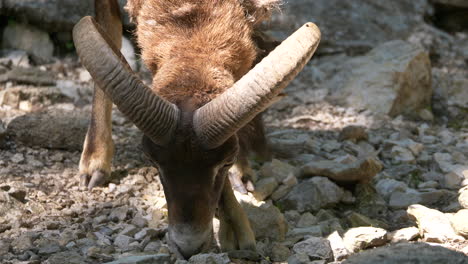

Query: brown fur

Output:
[125, 0, 280, 107]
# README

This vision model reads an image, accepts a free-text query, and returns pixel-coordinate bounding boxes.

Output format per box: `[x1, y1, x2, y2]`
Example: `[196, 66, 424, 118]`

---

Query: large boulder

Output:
[268, 0, 430, 54]
[343, 242, 468, 264]
[7, 108, 88, 151]
[2, 23, 54, 62]
[1, 0, 130, 33]
[324, 40, 432, 117]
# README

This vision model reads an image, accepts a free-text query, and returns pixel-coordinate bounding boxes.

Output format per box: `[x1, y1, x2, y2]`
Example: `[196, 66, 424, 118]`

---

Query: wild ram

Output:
[73, 0, 320, 258]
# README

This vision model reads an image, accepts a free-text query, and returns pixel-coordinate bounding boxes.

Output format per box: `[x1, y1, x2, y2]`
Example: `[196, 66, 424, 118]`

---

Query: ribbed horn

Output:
[193, 23, 321, 149]
[73, 16, 179, 145]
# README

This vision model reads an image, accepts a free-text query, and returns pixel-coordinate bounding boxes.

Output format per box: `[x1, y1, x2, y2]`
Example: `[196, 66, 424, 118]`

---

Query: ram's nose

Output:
[168, 225, 213, 259]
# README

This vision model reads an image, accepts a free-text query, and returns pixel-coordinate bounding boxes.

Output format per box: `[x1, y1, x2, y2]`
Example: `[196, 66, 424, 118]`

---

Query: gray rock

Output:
[278, 177, 344, 213]
[292, 237, 334, 262]
[0, 119, 5, 147]
[113, 234, 135, 251]
[288, 226, 323, 238]
[104, 254, 171, 264]
[143, 241, 161, 252]
[1, 0, 131, 32]
[253, 177, 278, 201]
[44, 251, 86, 264]
[343, 227, 388, 253]
[407, 204, 461, 242]
[240, 198, 288, 241]
[391, 146, 416, 163]
[389, 188, 448, 209]
[325, 40, 431, 117]
[433, 68, 468, 111]
[451, 209, 468, 238]
[11, 232, 35, 252]
[0, 67, 56, 86]
[260, 159, 298, 182]
[0, 240, 11, 256]
[297, 212, 318, 228]
[270, 243, 291, 262]
[338, 125, 368, 142]
[269, 0, 429, 54]
[375, 179, 408, 200]
[7, 109, 87, 150]
[2, 23, 54, 62]
[188, 253, 230, 264]
[346, 212, 388, 229]
[343, 242, 468, 264]
[109, 206, 130, 222]
[301, 157, 382, 183]
[444, 166, 468, 189]
[271, 184, 294, 201]
[433, 0, 468, 7]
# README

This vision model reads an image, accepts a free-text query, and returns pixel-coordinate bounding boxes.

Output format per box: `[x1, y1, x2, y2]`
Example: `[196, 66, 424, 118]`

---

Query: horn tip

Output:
[304, 22, 321, 38]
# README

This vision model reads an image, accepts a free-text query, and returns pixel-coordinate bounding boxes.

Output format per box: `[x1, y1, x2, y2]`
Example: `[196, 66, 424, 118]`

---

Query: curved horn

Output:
[73, 16, 179, 145]
[193, 23, 321, 149]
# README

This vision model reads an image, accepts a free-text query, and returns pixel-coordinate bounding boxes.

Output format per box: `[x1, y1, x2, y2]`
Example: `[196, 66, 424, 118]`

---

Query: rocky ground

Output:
[1, 0, 468, 263]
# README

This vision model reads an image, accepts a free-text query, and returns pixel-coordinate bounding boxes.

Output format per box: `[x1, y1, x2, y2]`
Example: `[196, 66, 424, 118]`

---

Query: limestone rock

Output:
[238, 196, 288, 241]
[7, 109, 88, 150]
[260, 159, 298, 182]
[292, 237, 334, 262]
[388, 227, 420, 242]
[278, 177, 344, 213]
[451, 209, 468, 238]
[269, 0, 429, 54]
[407, 204, 461, 242]
[103, 254, 171, 264]
[188, 253, 230, 264]
[301, 157, 382, 183]
[2, 23, 54, 62]
[325, 40, 432, 117]
[327, 231, 349, 261]
[343, 227, 388, 253]
[343, 242, 468, 264]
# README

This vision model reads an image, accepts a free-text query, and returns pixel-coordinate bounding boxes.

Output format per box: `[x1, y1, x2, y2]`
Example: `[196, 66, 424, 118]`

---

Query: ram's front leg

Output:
[79, 88, 114, 189]
[78, 0, 122, 190]
[218, 179, 256, 252]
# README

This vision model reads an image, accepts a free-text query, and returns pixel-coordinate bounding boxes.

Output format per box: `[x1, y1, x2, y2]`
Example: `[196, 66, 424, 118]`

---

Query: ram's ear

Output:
[242, 0, 282, 25]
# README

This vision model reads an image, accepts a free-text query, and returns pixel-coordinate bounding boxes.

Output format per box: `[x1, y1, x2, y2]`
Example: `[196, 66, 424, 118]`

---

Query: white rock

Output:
[451, 209, 468, 238]
[343, 227, 388, 253]
[324, 40, 431, 117]
[407, 204, 462, 243]
[389, 227, 420, 242]
[327, 231, 349, 261]
[459, 188, 468, 209]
